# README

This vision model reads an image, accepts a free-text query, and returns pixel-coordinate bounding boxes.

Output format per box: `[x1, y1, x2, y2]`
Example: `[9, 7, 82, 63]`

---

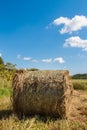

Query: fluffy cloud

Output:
[42, 58, 52, 63]
[54, 57, 65, 63]
[0, 53, 2, 57]
[53, 15, 87, 34]
[42, 58, 65, 64]
[23, 57, 32, 61]
[17, 55, 32, 61]
[64, 36, 87, 51]
[17, 55, 65, 64]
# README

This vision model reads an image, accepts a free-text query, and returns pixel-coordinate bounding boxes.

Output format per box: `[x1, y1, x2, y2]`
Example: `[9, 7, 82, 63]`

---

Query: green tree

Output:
[27, 68, 39, 71]
[5, 62, 16, 70]
[0, 57, 4, 65]
[0, 57, 5, 71]
[0, 57, 5, 78]
[4, 62, 16, 81]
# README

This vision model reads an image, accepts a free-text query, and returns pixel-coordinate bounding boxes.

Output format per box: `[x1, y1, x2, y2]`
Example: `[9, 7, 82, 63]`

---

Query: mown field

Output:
[0, 78, 87, 130]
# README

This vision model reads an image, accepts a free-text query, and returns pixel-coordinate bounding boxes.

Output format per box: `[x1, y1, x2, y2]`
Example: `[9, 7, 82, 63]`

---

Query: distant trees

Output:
[5, 62, 16, 70]
[72, 74, 87, 79]
[0, 57, 5, 72]
[0, 57, 16, 81]
[27, 68, 39, 71]
[0, 57, 4, 65]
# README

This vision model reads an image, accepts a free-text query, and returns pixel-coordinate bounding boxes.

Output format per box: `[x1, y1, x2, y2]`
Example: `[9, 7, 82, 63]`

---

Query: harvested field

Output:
[12, 70, 73, 118]
[70, 90, 87, 123]
[72, 79, 87, 90]
[0, 90, 87, 130]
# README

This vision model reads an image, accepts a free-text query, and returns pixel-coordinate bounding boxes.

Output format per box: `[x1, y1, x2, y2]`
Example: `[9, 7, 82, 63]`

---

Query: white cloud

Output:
[17, 55, 65, 64]
[42, 58, 52, 63]
[17, 55, 32, 61]
[0, 53, 2, 57]
[54, 57, 65, 63]
[64, 36, 87, 51]
[53, 15, 87, 34]
[23, 57, 32, 61]
[83, 48, 87, 51]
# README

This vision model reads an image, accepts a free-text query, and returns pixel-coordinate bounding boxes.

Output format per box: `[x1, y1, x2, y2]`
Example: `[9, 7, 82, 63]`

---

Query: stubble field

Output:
[0, 79, 87, 130]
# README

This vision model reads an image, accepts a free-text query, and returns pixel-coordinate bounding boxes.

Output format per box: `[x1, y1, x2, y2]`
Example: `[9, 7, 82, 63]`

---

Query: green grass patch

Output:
[0, 78, 12, 97]
[72, 79, 87, 90]
[0, 87, 12, 97]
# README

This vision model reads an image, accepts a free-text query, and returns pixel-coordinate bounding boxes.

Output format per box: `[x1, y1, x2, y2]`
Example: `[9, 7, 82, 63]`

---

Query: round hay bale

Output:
[12, 70, 73, 118]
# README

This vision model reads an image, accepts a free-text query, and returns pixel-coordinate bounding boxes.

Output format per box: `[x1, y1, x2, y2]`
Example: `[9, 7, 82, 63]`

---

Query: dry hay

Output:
[12, 70, 73, 118]
[70, 90, 87, 123]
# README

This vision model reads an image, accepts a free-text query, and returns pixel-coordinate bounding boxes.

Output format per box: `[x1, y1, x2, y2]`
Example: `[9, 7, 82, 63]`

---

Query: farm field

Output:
[1, 0, 87, 129]
[0, 78, 87, 130]
[72, 79, 87, 90]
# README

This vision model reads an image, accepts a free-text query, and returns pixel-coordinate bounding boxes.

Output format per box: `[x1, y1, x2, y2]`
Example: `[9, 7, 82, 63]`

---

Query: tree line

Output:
[0, 57, 16, 81]
[1, 56, 87, 80]
[72, 74, 87, 79]
[0, 57, 39, 81]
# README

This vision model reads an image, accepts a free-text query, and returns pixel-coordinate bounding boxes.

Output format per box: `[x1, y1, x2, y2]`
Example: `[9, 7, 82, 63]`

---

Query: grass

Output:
[72, 79, 87, 90]
[0, 78, 12, 97]
[0, 78, 87, 130]
[0, 87, 12, 98]
[0, 93, 87, 130]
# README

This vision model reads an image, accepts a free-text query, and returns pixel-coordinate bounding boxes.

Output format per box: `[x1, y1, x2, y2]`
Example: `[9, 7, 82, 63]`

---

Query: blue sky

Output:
[0, 0, 87, 74]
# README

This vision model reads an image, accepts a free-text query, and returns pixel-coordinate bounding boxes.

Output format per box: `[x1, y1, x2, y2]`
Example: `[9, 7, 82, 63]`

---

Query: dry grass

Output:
[69, 90, 87, 123]
[0, 90, 87, 130]
[72, 79, 87, 90]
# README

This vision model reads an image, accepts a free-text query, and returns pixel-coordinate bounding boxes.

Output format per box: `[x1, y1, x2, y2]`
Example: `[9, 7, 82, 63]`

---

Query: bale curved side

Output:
[12, 70, 73, 118]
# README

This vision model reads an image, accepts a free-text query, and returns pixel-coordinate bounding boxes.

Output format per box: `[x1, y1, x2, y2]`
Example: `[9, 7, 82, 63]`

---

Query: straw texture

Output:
[12, 70, 73, 118]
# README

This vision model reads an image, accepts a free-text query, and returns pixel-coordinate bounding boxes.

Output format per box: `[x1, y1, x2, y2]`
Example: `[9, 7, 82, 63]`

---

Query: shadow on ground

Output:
[0, 109, 12, 119]
[0, 108, 61, 122]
